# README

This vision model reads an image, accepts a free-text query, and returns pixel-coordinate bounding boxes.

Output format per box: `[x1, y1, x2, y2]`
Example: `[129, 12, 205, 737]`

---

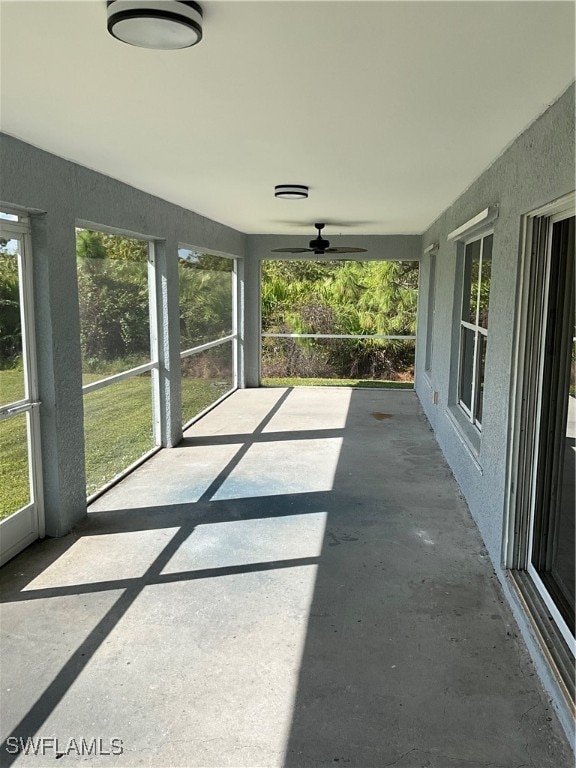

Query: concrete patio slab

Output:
[0, 388, 572, 767]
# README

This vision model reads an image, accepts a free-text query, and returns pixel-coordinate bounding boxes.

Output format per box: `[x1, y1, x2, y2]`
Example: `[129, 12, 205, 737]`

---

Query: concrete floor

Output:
[0, 388, 572, 767]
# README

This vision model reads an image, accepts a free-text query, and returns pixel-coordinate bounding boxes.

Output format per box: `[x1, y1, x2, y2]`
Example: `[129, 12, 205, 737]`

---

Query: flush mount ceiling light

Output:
[274, 184, 309, 200]
[107, 1, 203, 50]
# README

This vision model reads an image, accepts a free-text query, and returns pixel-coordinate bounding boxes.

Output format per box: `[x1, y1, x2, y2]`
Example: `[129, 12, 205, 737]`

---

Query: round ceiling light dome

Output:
[107, 1, 203, 50]
[274, 184, 309, 200]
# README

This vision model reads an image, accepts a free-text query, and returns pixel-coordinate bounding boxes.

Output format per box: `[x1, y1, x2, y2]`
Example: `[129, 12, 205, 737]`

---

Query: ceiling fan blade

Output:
[325, 247, 368, 253]
[270, 247, 312, 253]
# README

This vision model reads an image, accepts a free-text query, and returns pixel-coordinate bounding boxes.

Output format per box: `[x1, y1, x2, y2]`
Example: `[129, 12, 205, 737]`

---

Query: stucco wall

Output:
[414, 84, 575, 737]
[415, 83, 574, 563]
[0, 134, 245, 535]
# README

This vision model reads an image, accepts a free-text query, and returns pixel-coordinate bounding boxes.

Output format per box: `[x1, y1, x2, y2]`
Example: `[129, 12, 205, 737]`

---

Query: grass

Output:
[0, 365, 26, 405]
[0, 369, 30, 517]
[182, 375, 232, 426]
[0, 367, 232, 516]
[262, 377, 413, 389]
[0, 411, 30, 518]
[83, 374, 155, 497]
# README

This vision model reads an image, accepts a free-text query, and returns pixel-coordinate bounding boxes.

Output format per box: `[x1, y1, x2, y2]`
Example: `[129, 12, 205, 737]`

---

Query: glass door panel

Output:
[0, 221, 43, 564]
[530, 215, 575, 640]
[548, 336, 576, 628]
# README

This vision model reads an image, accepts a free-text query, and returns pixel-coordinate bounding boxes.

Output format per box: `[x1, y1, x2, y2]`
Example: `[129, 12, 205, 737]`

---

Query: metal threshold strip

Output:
[510, 570, 575, 710]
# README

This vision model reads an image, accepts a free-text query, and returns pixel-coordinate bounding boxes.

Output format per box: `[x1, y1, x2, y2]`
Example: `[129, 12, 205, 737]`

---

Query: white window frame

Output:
[457, 231, 492, 429]
[448, 206, 498, 433]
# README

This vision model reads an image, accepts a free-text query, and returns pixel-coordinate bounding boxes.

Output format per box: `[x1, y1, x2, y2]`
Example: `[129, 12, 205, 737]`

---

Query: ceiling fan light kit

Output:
[272, 223, 367, 256]
[107, 1, 203, 49]
[274, 184, 309, 200]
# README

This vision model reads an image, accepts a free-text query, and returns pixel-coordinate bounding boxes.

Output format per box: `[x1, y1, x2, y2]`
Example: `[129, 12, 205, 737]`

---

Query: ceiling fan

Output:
[271, 223, 367, 255]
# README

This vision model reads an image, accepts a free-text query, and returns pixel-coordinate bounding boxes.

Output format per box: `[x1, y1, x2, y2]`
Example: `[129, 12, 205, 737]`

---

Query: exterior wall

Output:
[0, 134, 245, 536]
[414, 83, 575, 737]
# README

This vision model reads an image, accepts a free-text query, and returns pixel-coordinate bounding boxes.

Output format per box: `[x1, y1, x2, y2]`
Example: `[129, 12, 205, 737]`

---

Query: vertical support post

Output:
[242, 252, 261, 387]
[153, 238, 183, 447]
[234, 257, 244, 388]
[31, 212, 87, 536]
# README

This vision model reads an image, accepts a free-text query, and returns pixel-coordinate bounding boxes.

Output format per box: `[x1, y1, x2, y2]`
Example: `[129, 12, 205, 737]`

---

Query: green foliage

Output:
[1, 230, 421, 509]
[101, 233, 148, 262]
[76, 229, 107, 260]
[178, 252, 233, 349]
[76, 230, 150, 363]
[261, 259, 418, 381]
[0, 247, 22, 366]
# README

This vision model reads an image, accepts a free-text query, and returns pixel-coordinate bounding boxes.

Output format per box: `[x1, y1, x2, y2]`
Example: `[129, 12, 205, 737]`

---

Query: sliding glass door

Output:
[511, 203, 575, 665]
[528, 214, 575, 644]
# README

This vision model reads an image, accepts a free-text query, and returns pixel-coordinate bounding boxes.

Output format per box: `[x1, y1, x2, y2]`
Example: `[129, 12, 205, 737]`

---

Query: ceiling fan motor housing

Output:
[270, 223, 366, 255]
[310, 236, 330, 252]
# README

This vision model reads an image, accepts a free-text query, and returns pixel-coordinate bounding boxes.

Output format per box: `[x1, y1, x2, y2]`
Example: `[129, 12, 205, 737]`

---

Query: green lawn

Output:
[86, 373, 233, 495]
[262, 377, 413, 389]
[83, 374, 155, 497]
[0, 410, 30, 518]
[0, 366, 26, 405]
[0, 368, 232, 517]
[0, 368, 30, 518]
[182, 375, 232, 426]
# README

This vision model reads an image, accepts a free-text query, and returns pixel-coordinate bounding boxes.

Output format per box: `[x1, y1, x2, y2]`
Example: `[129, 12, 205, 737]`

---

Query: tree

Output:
[261, 259, 419, 380]
[76, 229, 107, 261]
[0, 242, 21, 365]
[76, 230, 150, 365]
[178, 252, 233, 349]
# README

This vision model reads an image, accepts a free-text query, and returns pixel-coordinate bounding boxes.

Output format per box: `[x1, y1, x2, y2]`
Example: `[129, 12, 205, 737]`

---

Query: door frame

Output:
[504, 191, 575, 654]
[0, 211, 44, 565]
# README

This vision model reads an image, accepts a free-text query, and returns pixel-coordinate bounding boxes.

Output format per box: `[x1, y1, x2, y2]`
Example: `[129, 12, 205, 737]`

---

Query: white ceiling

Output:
[0, 1, 574, 235]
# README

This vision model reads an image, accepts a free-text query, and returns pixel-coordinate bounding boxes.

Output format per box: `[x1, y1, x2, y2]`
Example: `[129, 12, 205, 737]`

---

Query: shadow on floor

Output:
[0, 388, 572, 767]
